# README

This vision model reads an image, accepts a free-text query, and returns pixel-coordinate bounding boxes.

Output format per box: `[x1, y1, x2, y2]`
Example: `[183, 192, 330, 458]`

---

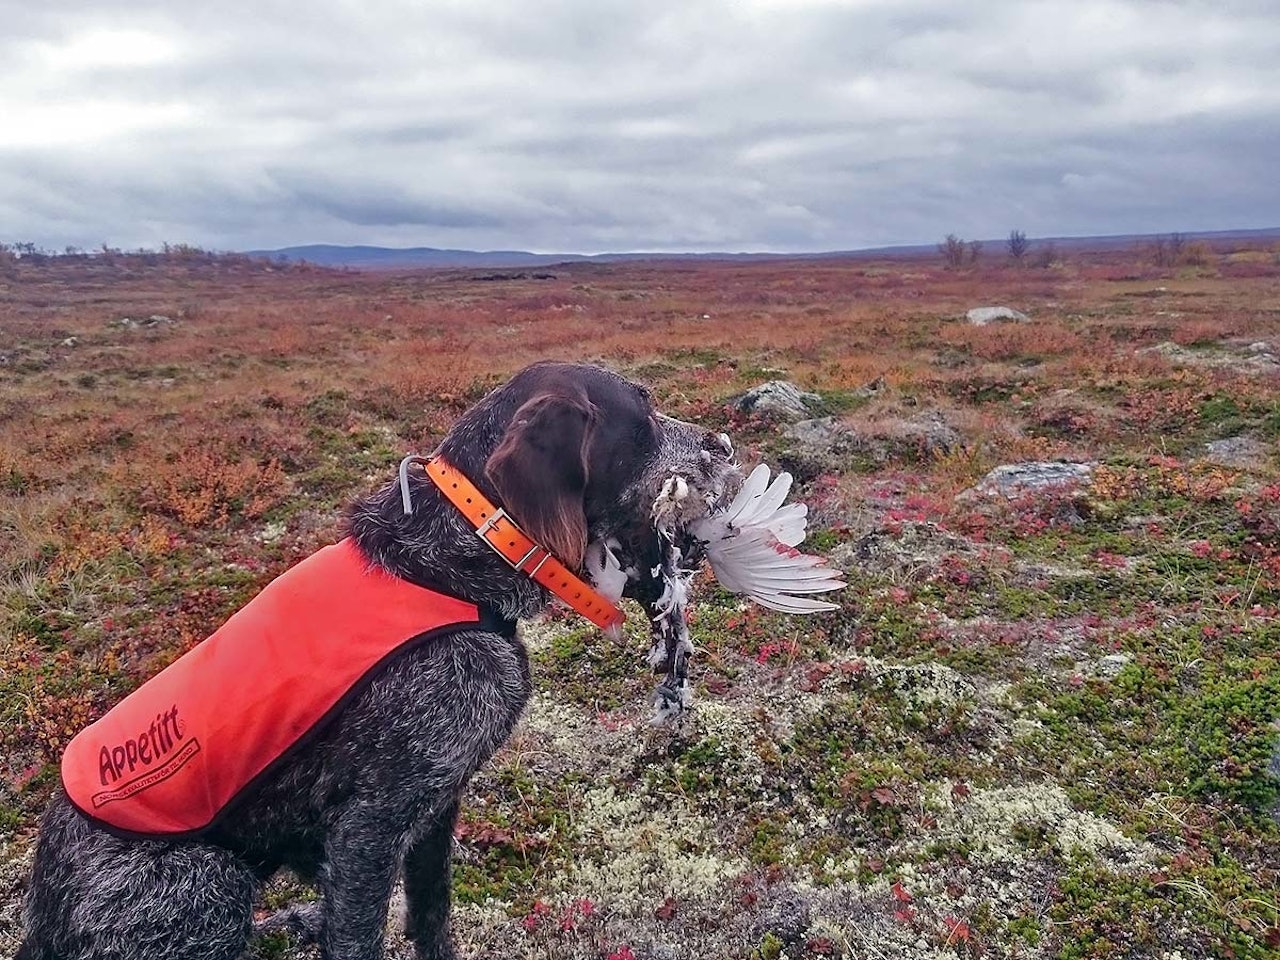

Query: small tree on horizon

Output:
[939, 233, 966, 268]
[1007, 229, 1028, 264]
[1151, 232, 1188, 268]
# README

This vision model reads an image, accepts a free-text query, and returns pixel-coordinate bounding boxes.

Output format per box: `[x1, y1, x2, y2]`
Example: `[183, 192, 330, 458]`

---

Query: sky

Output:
[2, 0, 1278, 254]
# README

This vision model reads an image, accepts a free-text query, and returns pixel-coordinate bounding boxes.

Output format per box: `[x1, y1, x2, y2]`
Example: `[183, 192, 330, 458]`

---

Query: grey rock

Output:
[111, 314, 174, 330]
[733, 380, 822, 422]
[967, 306, 1030, 325]
[900, 409, 961, 457]
[1143, 341, 1280, 375]
[753, 887, 812, 947]
[779, 416, 862, 477]
[969, 462, 1094, 498]
[839, 521, 981, 575]
[780, 409, 962, 479]
[1204, 436, 1273, 470]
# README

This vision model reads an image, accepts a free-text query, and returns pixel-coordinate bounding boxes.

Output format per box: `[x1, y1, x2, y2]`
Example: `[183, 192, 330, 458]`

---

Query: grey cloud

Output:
[271, 172, 507, 229]
[1, 0, 1276, 252]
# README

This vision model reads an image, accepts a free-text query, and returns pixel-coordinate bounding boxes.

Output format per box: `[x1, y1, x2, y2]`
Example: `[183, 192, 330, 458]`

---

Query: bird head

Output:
[584, 414, 742, 611]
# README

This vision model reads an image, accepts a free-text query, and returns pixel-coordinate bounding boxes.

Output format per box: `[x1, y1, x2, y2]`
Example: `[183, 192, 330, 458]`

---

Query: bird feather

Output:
[688, 464, 844, 612]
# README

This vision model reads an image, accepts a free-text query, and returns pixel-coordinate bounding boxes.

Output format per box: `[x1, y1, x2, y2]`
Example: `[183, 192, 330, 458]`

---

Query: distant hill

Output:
[242, 244, 576, 268]
[245, 228, 1280, 269]
[240, 243, 832, 269]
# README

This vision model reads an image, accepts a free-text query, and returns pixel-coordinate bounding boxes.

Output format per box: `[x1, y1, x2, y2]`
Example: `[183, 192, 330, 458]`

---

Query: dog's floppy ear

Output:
[485, 389, 597, 570]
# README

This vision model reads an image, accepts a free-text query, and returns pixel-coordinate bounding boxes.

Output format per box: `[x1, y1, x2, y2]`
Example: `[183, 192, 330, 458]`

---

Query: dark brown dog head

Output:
[434, 361, 739, 579]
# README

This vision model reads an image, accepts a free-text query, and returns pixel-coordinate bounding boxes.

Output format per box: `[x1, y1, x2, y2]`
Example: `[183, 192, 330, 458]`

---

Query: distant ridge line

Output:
[245, 228, 1280, 270]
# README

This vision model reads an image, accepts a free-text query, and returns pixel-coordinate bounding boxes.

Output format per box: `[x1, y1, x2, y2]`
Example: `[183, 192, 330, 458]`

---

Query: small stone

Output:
[1204, 436, 1272, 470]
[966, 306, 1029, 325]
[968, 462, 1094, 498]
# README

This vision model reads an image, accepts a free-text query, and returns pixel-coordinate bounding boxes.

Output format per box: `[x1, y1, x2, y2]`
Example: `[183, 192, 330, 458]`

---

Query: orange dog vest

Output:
[61, 539, 506, 838]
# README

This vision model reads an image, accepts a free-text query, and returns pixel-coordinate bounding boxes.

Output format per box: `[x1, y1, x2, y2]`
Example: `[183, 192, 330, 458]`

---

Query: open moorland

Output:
[1, 244, 1279, 959]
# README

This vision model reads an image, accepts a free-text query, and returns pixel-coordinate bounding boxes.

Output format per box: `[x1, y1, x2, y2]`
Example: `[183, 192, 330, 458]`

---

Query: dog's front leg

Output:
[402, 797, 461, 960]
[318, 808, 404, 960]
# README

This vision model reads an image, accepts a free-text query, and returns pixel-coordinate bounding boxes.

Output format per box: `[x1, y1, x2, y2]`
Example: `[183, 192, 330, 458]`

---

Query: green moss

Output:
[1006, 914, 1043, 947]
[1016, 630, 1280, 820]
[297, 461, 361, 500]
[531, 623, 647, 712]
[1199, 394, 1248, 435]
[247, 931, 294, 959]
[1051, 860, 1278, 959]
[745, 813, 789, 866]
[1168, 655, 1280, 810]
[674, 737, 729, 795]
[755, 932, 785, 960]
[812, 388, 872, 416]
[0, 801, 23, 833]
[304, 388, 351, 427]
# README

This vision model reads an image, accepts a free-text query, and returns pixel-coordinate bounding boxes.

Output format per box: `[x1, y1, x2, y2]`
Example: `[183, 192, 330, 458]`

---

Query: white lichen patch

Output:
[553, 784, 747, 916]
[0, 841, 34, 959]
[483, 690, 649, 792]
[874, 661, 975, 708]
[445, 899, 528, 957]
[518, 691, 612, 767]
[686, 698, 778, 787]
[919, 781, 1150, 868]
[253, 520, 288, 544]
[1011, 716, 1045, 739]
[516, 615, 572, 654]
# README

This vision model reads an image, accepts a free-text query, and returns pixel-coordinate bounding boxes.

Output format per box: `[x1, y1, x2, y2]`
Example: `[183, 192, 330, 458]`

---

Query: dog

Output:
[18, 361, 742, 960]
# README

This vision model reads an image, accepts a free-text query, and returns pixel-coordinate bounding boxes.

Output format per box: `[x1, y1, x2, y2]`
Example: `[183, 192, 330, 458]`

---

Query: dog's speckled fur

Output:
[18, 362, 739, 960]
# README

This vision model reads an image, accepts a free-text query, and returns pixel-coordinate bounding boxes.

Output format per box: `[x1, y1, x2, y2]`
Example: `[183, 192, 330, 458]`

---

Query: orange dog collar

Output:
[402, 456, 625, 632]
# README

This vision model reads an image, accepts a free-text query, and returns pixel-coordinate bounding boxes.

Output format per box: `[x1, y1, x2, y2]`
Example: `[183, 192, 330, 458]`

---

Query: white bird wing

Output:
[690, 464, 844, 614]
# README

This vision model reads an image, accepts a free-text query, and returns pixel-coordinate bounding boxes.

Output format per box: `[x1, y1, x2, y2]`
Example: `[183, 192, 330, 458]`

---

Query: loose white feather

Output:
[584, 538, 629, 604]
[584, 538, 630, 641]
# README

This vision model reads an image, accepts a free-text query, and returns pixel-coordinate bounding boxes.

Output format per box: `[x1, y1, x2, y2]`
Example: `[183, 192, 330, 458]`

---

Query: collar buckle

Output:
[474, 508, 552, 575]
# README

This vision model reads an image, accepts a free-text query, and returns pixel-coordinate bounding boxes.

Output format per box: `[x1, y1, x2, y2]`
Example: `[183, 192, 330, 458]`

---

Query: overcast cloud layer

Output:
[2, 0, 1277, 253]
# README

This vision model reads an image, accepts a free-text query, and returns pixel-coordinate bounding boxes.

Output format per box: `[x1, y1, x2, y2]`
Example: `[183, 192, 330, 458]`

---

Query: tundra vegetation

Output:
[1, 241, 1279, 959]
